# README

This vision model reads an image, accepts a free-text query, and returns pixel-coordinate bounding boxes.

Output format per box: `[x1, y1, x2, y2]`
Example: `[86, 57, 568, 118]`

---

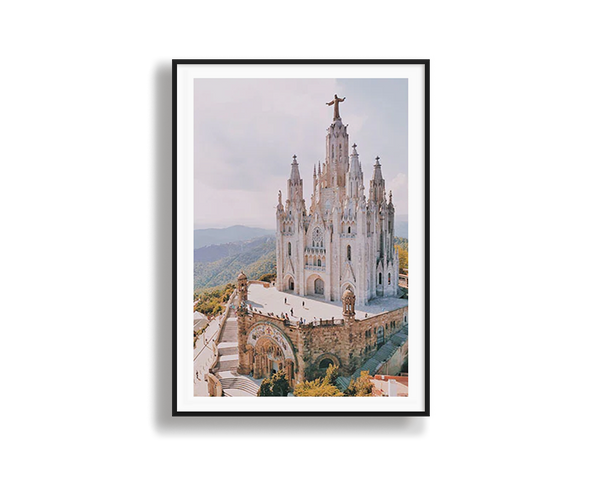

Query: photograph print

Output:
[174, 61, 429, 415]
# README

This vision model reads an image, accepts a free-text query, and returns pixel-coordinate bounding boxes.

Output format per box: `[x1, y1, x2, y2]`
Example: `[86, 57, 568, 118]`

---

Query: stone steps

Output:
[215, 358, 238, 372]
[219, 316, 238, 343]
[220, 376, 260, 396]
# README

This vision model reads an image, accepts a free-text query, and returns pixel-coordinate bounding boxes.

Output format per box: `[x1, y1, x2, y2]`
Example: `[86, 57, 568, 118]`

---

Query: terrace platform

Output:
[246, 283, 408, 323]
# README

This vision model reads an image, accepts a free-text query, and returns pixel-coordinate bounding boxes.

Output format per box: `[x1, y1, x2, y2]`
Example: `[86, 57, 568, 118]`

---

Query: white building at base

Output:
[275, 100, 399, 306]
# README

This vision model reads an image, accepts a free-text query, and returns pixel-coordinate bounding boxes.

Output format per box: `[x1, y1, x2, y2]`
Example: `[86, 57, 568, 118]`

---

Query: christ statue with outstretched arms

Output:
[326, 94, 346, 120]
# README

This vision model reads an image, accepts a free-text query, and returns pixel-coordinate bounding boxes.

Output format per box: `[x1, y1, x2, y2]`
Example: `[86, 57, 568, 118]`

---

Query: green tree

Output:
[258, 371, 290, 397]
[394, 245, 408, 272]
[294, 364, 343, 397]
[258, 273, 276, 283]
[294, 378, 344, 397]
[345, 371, 373, 397]
[323, 364, 339, 385]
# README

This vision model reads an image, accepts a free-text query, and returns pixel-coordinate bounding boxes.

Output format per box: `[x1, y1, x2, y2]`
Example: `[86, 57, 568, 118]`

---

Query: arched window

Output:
[388, 273, 391, 285]
[319, 358, 333, 369]
[317, 259, 321, 267]
[347, 226, 351, 234]
[377, 326, 384, 346]
[331, 144, 334, 160]
[312, 228, 323, 248]
[287, 242, 291, 257]
[379, 272, 382, 284]
[347, 245, 351, 261]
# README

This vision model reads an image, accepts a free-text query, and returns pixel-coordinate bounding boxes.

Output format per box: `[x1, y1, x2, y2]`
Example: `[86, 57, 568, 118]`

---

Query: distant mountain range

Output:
[194, 235, 276, 292]
[194, 219, 406, 250]
[395, 220, 408, 239]
[193, 222, 408, 293]
[194, 235, 275, 263]
[194, 225, 275, 249]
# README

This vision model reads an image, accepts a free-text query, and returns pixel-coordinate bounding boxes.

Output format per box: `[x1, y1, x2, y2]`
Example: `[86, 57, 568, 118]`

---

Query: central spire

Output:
[324, 96, 350, 190]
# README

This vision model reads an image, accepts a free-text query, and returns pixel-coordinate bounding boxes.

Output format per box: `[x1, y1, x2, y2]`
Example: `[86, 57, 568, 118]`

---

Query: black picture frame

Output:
[172, 59, 430, 416]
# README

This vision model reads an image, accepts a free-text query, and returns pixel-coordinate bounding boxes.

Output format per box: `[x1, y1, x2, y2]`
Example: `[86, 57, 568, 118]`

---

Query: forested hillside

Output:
[194, 236, 276, 292]
[194, 235, 274, 263]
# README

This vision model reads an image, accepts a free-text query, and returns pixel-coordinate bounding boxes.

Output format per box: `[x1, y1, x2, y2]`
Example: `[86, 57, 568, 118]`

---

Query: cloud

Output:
[388, 172, 408, 213]
[194, 78, 338, 192]
[194, 179, 282, 229]
[194, 78, 408, 228]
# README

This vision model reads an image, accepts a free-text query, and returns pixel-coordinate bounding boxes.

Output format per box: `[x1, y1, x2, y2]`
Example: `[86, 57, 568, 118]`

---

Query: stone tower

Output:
[342, 286, 356, 322]
[237, 271, 248, 302]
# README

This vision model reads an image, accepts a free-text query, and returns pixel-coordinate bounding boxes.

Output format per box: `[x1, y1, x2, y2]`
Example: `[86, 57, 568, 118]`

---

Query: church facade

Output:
[275, 97, 399, 306]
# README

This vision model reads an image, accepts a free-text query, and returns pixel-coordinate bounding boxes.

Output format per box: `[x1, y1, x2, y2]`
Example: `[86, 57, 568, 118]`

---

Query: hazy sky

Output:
[194, 78, 408, 229]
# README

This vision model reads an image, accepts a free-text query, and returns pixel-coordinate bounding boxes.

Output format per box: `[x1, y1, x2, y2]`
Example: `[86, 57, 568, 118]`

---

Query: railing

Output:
[305, 265, 326, 271]
[300, 318, 345, 327]
[304, 246, 326, 255]
[243, 308, 344, 329]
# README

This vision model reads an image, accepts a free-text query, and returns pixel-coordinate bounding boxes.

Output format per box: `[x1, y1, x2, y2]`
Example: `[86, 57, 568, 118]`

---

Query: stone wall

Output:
[205, 373, 223, 397]
[237, 295, 408, 383]
[300, 306, 408, 379]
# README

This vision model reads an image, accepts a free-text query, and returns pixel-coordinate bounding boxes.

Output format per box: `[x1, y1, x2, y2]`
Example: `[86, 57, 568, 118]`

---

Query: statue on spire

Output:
[326, 94, 346, 120]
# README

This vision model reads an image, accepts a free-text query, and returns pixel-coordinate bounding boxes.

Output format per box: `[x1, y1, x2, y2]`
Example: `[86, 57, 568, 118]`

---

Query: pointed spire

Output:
[290, 155, 301, 182]
[372, 157, 383, 181]
[313, 164, 317, 176]
[370, 156, 385, 203]
[349, 143, 360, 174]
[318, 161, 321, 175]
[389, 190, 393, 204]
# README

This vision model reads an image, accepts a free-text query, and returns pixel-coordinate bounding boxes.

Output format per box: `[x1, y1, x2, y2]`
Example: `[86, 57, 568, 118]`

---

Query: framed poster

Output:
[173, 60, 429, 416]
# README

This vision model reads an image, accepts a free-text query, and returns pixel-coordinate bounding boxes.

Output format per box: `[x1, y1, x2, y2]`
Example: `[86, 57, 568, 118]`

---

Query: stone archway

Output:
[313, 353, 341, 379]
[246, 322, 297, 385]
[315, 278, 324, 295]
[254, 337, 285, 378]
[306, 274, 325, 296]
[315, 353, 340, 370]
[283, 274, 295, 293]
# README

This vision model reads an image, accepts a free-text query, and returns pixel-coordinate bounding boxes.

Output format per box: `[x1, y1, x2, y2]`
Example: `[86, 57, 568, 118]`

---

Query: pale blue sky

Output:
[194, 78, 408, 229]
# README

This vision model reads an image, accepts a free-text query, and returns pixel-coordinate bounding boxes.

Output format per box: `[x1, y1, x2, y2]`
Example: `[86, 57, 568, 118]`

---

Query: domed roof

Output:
[342, 287, 355, 300]
[237, 271, 247, 280]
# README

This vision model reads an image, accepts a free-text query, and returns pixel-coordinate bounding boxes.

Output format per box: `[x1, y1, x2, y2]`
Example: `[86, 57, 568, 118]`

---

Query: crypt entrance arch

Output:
[246, 322, 297, 384]
[283, 274, 295, 293]
[306, 273, 325, 296]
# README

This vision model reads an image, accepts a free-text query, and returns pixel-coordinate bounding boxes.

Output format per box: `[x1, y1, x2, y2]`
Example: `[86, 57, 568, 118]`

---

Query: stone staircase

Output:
[218, 316, 238, 343]
[212, 314, 261, 397]
[220, 375, 260, 397]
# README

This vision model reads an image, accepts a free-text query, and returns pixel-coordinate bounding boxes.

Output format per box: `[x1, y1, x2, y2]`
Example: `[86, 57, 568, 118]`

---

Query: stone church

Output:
[225, 97, 408, 392]
[275, 95, 399, 306]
